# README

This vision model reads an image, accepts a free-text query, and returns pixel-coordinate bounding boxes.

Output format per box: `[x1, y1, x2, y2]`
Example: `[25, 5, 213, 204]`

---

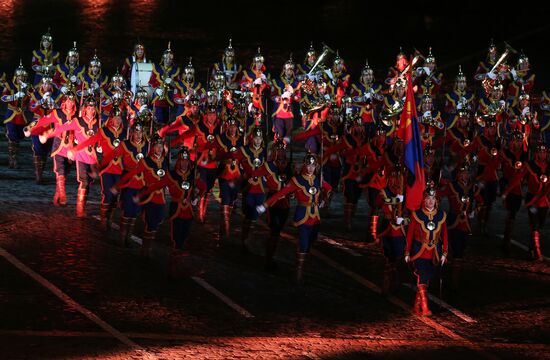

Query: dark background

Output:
[1, 0, 549, 89]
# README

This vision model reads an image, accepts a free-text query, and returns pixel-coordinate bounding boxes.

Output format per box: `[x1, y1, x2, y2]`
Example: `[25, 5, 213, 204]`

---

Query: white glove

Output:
[139, 104, 148, 112]
[415, 68, 423, 76]
[440, 255, 447, 266]
[477, 181, 485, 189]
[468, 211, 475, 219]
[324, 94, 331, 101]
[67, 150, 75, 161]
[422, 67, 431, 76]
[423, 111, 431, 118]
[396, 194, 404, 203]
[43, 92, 51, 100]
[510, 68, 517, 81]
[260, 73, 266, 81]
[330, 154, 338, 161]
[86, 88, 95, 96]
[92, 81, 99, 90]
[396, 217, 404, 225]
[253, 78, 263, 86]
[457, 102, 464, 110]
[70, 75, 78, 83]
[61, 86, 68, 94]
[529, 206, 538, 214]
[499, 100, 506, 108]
[191, 197, 198, 206]
[164, 77, 172, 85]
[282, 91, 292, 99]
[20, 82, 28, 90]
[112, 92, 121, 100]
[155, 88, 164, 97]
[256, 204, 266, 215]
[404, 255, 410, 263]
[486, 72, 497, 80]
[522, 107, 530, 116]
[364, 92, 372, 100]
[14, 91, 25, 99]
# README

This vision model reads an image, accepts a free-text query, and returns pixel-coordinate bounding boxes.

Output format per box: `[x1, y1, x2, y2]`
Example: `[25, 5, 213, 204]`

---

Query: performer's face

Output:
[254, 60, 263, 71]
[90, 65, 100, 75]
[396, 86, 406, 98]
[135, 47, 144, 58]
[42, 39, 51, 49]
[424, 195, 436, 210]
[83, 106, 96, 119]
[41, 82, 53, 93]
[305, 163, 316, 175]
[307, 54, 316, 66]
[362, 72, 374, 84]
[111, 116, 122, 128]
[131, 129, 143, 142]
[224, 52, 234, 63]
[253, 136, 262, 148]
[284, 67, 294, 78]
[68, 55, 78, 66]
[421, 100, 432, 112]
[396, 55, 408, 72]
[459, 116, 469, 128]
[457, 170, 469, 185]
[511, 138, 522, 152]
[63, 98, 76, 112]
[456, 79, 466, 91]
[520, 98, 529, 108]
[535, 149, 547, 162]
[153, 143, 163, 156]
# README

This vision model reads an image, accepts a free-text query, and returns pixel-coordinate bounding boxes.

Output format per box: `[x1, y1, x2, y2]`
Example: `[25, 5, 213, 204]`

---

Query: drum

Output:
[130, 62, 154, 99]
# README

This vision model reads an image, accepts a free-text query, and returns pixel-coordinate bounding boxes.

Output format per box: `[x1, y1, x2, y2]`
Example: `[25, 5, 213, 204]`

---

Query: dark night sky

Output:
[1, 0, 549, 87]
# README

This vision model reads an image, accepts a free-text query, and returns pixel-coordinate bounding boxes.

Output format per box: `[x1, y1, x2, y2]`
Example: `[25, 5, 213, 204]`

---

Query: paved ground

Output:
[0, 134, 549, 359]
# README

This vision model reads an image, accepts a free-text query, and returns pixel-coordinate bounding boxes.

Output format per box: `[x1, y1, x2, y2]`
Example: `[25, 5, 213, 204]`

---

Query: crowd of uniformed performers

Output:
[3, 29, 549, 315]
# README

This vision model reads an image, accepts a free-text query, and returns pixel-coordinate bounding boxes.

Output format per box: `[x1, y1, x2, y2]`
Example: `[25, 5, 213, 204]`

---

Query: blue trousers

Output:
[244, 192, 266, 221]
[219, 178, 240, 206]
[100, 173, 121, 205]
[142, 202, 165, 232]
[169, 203, 192, 250]
[121, 188, 141, 218]
[6, 123, 24, 142]
[298, 224, 319, 253]
[267, 207, 289, 236]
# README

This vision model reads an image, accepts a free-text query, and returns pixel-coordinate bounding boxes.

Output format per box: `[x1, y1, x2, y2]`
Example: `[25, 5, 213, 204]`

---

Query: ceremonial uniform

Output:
[28, 78, 59, 183]
[149, 43, 181, 124]
[71, 114, 125, 229]
[29, 100, 78, 207]
[405, 189, 448, 316]
[31, 30, 60, 85]
[2, 71, 31, 169]
[504, 144, 549, 260]
[260, 154, 332, 283]
[499, 132, 528, 253]
[114, 135, 168, 257]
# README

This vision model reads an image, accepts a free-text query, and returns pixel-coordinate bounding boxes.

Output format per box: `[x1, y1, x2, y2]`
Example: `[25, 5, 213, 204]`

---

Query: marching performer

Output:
[499, 130, 528, 253]
[349, 60, 383, 133]
[68, 108, 125, 230]
[257, 153, 332, 283]
[271, 55, 301, 143]
[503, 141, 549, 260]
[112, 134, 168, 257]
[443, 66, 475, 129]
[28, 75, 59, 183]
[174, 58, 205, 118]
[53, 41, 84, 94]
[376, 167, 406, 295]
[136, 146, 204, 274]
[101, 121, 149, 246]
[121, 42, 147, 84]
[212, 39, 242, 90]
[405, 187, 448, 316]
[28, 92, 78, 207]
[2, 61, 32, 169]
[149, 42, 181, 125]
[46, 97, 100, 218]
[31, 28, 60, 85]
[413, 47, 443, 98]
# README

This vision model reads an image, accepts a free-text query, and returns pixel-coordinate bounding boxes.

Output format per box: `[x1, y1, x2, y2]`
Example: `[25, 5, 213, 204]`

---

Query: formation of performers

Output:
[2, 30, 549, 316]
